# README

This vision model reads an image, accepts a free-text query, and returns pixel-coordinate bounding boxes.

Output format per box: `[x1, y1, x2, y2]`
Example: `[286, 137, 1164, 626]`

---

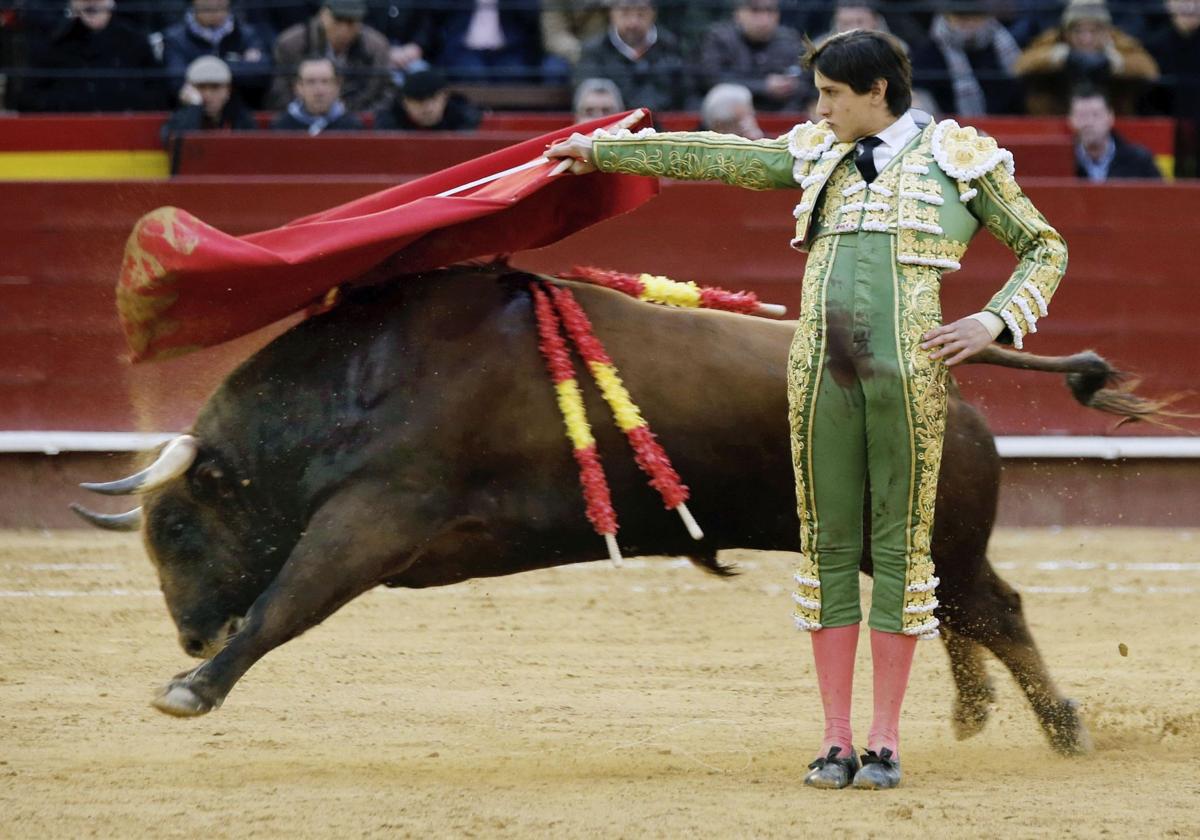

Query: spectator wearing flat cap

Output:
[271, 55, 365, 134]
[21, 0, 165, 112]
[161, 55, 257, 147]
[373, 69, 483, 131]
[910, 0, 1024, 116]
[267, 0, 392, 112]
[161, 0, 272, 108]
[1015, 0, 1158, 114]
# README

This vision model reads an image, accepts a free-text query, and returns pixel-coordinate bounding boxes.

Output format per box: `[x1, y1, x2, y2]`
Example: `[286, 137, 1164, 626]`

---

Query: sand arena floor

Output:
[1, 528, 1198, 838]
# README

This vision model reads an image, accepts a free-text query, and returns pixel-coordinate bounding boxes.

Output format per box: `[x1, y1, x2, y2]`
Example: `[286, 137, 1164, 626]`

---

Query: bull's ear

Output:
[190, 462, 235, 501]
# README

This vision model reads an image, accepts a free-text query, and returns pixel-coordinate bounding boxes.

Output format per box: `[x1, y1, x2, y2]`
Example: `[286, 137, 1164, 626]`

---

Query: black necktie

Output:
[855, 136, 884, 183]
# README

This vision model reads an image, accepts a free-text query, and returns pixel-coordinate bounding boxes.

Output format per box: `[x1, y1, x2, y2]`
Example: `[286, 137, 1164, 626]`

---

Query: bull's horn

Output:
[81, 435, 199, 495]
[69, 503, 143, 532]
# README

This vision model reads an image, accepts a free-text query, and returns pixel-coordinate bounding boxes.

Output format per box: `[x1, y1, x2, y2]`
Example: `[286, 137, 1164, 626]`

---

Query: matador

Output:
[548, 29, 1067, 790]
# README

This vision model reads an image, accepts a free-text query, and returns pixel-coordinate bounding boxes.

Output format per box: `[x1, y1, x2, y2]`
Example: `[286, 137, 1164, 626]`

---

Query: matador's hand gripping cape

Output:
[117, 110, 658, 362]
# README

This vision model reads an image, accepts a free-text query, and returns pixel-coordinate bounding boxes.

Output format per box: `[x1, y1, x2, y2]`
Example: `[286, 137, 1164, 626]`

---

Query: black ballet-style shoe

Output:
[803, 745, 861, 790]
[852, 747, 902, 790]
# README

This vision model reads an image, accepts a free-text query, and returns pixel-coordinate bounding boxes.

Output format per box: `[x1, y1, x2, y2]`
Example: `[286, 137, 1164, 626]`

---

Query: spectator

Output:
[575, 0, 694, 113]
[1014, 0, 1159, 114]
[1069, 86, 1161, 180]
[271, 55, 365, 133]
[22, 0, 164, 112]
[542, 0, 608, 66]
[699, 82, 764, 139]
[573, 76, 624, 121]
[911, 1, 1024, 116]
[697, 0, 807, 112]
[374, 69, 482, 130]
[161, 0, 271, 108]
[267, 0, 391, 112]
[820, 0, 896, 41]
[161, 55, 256, 147]
[425, 1, 543, 83]
[1145, 0, 1200, 177]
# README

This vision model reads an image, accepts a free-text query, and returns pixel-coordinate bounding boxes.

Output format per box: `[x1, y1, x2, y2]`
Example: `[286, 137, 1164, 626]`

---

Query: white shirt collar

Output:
[858, 111, 922, 173]
[867, 111, 919, 154]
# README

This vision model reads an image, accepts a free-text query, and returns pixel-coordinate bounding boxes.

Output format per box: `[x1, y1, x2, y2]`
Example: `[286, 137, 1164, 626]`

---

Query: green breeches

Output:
[788, 232, 947, 637]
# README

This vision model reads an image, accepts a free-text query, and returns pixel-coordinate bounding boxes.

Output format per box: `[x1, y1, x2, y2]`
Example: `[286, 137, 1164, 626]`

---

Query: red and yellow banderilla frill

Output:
[530, 284, 623, 564]
[546, 284, 704, 541]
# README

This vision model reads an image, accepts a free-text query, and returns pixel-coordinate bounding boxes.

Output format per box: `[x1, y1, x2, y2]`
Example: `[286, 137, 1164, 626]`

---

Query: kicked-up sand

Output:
[1, 528, 1198, 838]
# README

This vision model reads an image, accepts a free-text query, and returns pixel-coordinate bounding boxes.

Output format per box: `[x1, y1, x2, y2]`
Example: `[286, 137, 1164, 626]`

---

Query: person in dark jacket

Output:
[1069, 87, 1162, 180]
[373, 69, 482, 131]
[424, 0, 543, 82]
[161, 56, 257, 147]
[22, 0, 165, 111]
[161, 0, 272, 108]
[1144, 0, 1200, 178]
[266, 0, 392, 112]
[910, 1, 1024, 116]
[696, 0, 807, 112]
[270, 55, 365, 134]
[574, 0, 693, 113]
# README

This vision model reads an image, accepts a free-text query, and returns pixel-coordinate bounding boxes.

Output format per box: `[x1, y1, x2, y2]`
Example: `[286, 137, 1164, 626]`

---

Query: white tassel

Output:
[1014, 294, 1039, 333]
[1000, 309, 1025, 349]
[1022, 280, 1049, 315]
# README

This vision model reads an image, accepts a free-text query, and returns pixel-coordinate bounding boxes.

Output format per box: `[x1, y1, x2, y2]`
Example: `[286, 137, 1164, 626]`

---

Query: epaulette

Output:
[786, 121, 837, 162]
[930, 119, 1015, 182]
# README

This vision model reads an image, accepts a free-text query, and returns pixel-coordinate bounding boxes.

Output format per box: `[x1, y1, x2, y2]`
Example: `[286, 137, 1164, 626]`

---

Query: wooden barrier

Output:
[2, 176, 1197, 439]
[0, 113, 1176, 178]
[170, 130, 1076, 176]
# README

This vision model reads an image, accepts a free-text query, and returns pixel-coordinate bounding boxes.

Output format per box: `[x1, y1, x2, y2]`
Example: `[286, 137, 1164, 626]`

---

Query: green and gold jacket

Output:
[592, 118, 1067, 348]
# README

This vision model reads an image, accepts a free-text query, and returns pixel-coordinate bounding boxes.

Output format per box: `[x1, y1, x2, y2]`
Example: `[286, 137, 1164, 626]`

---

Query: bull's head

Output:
[75, 435, 278, 659]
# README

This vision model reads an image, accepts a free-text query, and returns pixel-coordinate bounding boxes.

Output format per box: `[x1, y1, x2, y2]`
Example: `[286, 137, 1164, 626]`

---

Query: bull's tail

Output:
[968, 346, 1195, 430]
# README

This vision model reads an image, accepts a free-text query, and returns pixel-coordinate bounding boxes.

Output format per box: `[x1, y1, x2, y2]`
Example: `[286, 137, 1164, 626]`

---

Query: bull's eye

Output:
[191, 461, 236, 501]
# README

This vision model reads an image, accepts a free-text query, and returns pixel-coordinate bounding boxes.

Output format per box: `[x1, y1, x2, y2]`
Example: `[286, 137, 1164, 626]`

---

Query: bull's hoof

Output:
[952, 682, 995, 740]
[152, 682, 216, 717]
[1045, 698, 1093, 756]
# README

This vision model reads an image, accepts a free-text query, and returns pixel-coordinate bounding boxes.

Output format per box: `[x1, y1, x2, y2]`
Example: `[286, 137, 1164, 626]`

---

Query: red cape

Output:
[117, 111, 658, 362]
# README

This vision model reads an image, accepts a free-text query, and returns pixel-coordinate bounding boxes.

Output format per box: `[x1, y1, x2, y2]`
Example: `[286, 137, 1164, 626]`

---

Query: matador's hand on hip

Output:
[921, 318, 993, 366]
[546, 133, 597, 175]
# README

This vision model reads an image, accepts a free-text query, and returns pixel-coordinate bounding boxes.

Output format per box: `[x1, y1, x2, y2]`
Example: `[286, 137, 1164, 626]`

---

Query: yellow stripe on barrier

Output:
[555, 380, 595, 449]
[0, 151, 170, 180]
[590, 362, 645, 433]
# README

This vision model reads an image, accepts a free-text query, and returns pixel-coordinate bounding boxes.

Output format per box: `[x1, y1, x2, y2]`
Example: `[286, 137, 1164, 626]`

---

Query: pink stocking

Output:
[868, 628, 918, 756]
[810, 623, 860, 754]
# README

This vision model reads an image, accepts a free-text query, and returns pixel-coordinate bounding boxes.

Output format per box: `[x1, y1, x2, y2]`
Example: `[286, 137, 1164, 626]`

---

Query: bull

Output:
[74, 265, 1164, 754]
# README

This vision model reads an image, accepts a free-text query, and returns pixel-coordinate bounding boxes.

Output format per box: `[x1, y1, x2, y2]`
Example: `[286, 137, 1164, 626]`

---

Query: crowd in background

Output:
[0, 0, 1196, 178]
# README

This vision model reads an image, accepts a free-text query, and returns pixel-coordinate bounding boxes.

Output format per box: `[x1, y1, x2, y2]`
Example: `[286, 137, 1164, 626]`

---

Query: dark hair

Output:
[1069, 83, 1112, 109]
[802, 30, 912, 116]
[297, 55, 339, 79]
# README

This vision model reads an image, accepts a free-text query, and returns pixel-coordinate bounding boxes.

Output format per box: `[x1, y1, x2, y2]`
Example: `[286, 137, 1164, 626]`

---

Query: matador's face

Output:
[812, 70, 892, 143]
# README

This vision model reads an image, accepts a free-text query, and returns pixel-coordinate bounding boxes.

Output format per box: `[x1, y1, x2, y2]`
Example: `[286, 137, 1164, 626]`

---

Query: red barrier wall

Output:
[0, 112, 1177, 156]
[170, 131, 1076, 177]
[2, 177, 1198, 437]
